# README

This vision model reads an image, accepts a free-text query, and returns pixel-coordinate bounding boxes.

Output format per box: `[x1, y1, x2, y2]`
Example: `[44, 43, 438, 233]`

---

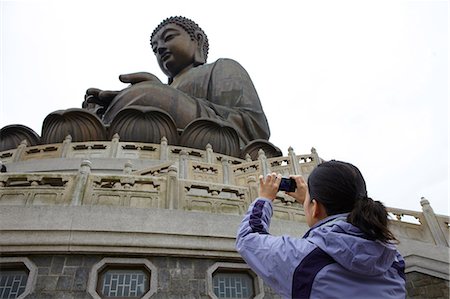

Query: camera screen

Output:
[279, 178, 296, 192]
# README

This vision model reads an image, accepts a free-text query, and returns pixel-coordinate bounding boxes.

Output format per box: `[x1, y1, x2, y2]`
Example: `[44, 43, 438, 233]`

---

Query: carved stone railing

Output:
[0, 137, 447, 247]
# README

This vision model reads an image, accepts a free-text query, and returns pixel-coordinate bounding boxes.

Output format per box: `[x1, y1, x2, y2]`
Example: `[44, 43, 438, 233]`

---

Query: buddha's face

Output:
[151, 23, 198, 79]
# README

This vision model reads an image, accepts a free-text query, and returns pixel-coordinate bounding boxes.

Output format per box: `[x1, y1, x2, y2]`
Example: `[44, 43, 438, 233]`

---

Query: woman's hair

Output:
[307, 160, 398, 243]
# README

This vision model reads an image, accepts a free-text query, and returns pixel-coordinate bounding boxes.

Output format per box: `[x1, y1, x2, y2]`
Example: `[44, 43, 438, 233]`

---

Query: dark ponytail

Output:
[347, 197, 398, 243]
[308, 160, 398, 244]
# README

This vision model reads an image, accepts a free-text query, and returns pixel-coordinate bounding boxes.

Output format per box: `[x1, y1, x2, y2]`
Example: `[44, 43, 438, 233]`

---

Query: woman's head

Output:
[307, 160, 367, 215]
[307, 160, 397, 243]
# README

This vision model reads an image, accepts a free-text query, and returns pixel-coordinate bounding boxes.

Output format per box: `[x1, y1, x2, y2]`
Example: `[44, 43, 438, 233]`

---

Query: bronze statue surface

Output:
[1, 16, 281, 158]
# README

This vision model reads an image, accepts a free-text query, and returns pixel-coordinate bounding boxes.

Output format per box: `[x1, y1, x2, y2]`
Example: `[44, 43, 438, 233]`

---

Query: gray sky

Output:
[1, 0, 448, 216]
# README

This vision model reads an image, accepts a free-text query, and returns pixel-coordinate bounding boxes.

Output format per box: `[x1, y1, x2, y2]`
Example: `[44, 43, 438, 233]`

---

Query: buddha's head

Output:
[151, 16, 209, 81]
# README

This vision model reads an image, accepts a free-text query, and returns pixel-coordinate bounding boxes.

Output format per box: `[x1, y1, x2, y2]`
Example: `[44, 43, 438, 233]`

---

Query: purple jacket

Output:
[236, 198, 406, 299]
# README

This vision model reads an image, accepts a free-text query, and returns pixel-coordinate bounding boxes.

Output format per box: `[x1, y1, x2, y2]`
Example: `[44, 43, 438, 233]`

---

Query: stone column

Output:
[109, 134, 120, 158]
[222, 157, 230, 185]
[421, 197, 448, 246]
[288, 147, 301, 175]
[258, 149, 270, 177]
[247, 175, 258, 203]
[13, 140, 28, 162]
[71, 160, 92, 206]
[160, 137, 168, 161]
[179, 150, 188, 179]
[205, 144, 213, 164]
[166, 165, 179, 210]
[61, 135, 72, 158]
[311, 147, 321, 166]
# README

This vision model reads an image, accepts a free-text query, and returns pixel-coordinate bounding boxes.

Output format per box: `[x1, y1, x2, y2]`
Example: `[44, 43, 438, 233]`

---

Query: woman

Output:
[236, 160, 406, 299]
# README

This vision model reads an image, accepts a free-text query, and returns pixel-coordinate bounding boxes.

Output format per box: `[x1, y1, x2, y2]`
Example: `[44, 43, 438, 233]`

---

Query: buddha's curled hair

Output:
[150, 16, 209, 61]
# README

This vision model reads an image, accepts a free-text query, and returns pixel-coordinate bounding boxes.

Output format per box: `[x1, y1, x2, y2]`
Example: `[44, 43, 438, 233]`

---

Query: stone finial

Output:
[258, 149, 266, 159]
[311, 147, 317, 154]
[112, 133, 120, 141]
[420, 197, 430, 206]
[19, 139, 28, 147]
[245, 153, 252, 162]
[123, 161, 133, 174]
[80, 160, 92, 174]
[161, 136, 168, 145]
[288, 146, 294, 154]
[168, 165, 178, 174]
[64, 135, 73, 142]
[247, 175, 257, 184]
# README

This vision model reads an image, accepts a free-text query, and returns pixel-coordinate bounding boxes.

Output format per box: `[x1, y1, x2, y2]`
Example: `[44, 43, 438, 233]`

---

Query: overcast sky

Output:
[1, 0, 448, 216]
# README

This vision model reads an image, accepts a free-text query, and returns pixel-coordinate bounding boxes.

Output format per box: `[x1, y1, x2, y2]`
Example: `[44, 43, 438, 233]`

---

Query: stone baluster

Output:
[71, 160, 92, 206]
[109, 134, 120, 158]
[205, 144, 213, 164]
[288, 146, 301, 175]
[13, 140, 28, 162]
[247, 175, 258, 203]
[421, 197, 448, 246]
[311, 147, 321, 166]
[179, 150, 188, 179]
[61, 135, 72, 158]
[160, 137, 168, 161]
[166, 165, 179, 209]
[222, 157, 230, 185]
[258, 149, 270, 177]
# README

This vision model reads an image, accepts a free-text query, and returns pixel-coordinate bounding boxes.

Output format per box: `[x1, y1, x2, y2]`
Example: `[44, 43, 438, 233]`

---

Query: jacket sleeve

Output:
[236, 198, 315, 298]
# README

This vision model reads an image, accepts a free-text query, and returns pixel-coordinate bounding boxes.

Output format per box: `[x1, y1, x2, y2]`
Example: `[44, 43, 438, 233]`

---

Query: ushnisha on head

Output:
[150, 16, 209, 81]
[307, 160, 398, 243]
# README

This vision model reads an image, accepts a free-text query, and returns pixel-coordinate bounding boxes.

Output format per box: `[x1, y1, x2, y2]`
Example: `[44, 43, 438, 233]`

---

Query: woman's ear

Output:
[312, 199, 328, 220]
[193, 31, 206, 66]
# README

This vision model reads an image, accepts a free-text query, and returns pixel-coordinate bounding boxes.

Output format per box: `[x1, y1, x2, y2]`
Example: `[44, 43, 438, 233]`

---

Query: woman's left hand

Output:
[259, 173, 281, 201]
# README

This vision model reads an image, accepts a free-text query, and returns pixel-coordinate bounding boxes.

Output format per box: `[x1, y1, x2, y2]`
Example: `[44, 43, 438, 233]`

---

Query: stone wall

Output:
[17, 254, 450, 299]
[406, 272, 449, 299]
[18, 254, 282, 299]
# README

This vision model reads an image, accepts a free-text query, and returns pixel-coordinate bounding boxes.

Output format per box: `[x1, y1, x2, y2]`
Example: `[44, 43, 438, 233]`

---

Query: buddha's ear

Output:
[193, 30, 206, 66]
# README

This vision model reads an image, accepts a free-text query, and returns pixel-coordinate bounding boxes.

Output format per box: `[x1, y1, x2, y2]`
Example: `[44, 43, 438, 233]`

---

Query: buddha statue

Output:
[1, 16, 281, 158]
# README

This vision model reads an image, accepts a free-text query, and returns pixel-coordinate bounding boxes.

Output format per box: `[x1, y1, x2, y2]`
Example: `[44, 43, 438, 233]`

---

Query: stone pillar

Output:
[421, 197, 448, 246]
[179, 150, 188, 179]
[288, 147, 301, 175]
[247, 175, 258, 203]
[258, 149, 270, 177]
[71, 160, 92, 206]
[61, 135, 72, 158]
[160, 137, 168, 161]
[311, 147, 321, 166]
[166, 165, 179, 210]
[222, 157, 230, 185]
[13, 140, 28, 162]
[109, 134, 120, 158]
[205, 144, 213, 164]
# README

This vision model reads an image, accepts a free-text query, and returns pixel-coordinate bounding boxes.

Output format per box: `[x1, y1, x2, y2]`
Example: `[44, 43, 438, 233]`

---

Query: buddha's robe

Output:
[102, 58, 270, 145]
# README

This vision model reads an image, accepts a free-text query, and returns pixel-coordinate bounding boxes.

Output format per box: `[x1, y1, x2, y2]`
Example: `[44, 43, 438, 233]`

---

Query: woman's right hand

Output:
[286, 175, 308, 205]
